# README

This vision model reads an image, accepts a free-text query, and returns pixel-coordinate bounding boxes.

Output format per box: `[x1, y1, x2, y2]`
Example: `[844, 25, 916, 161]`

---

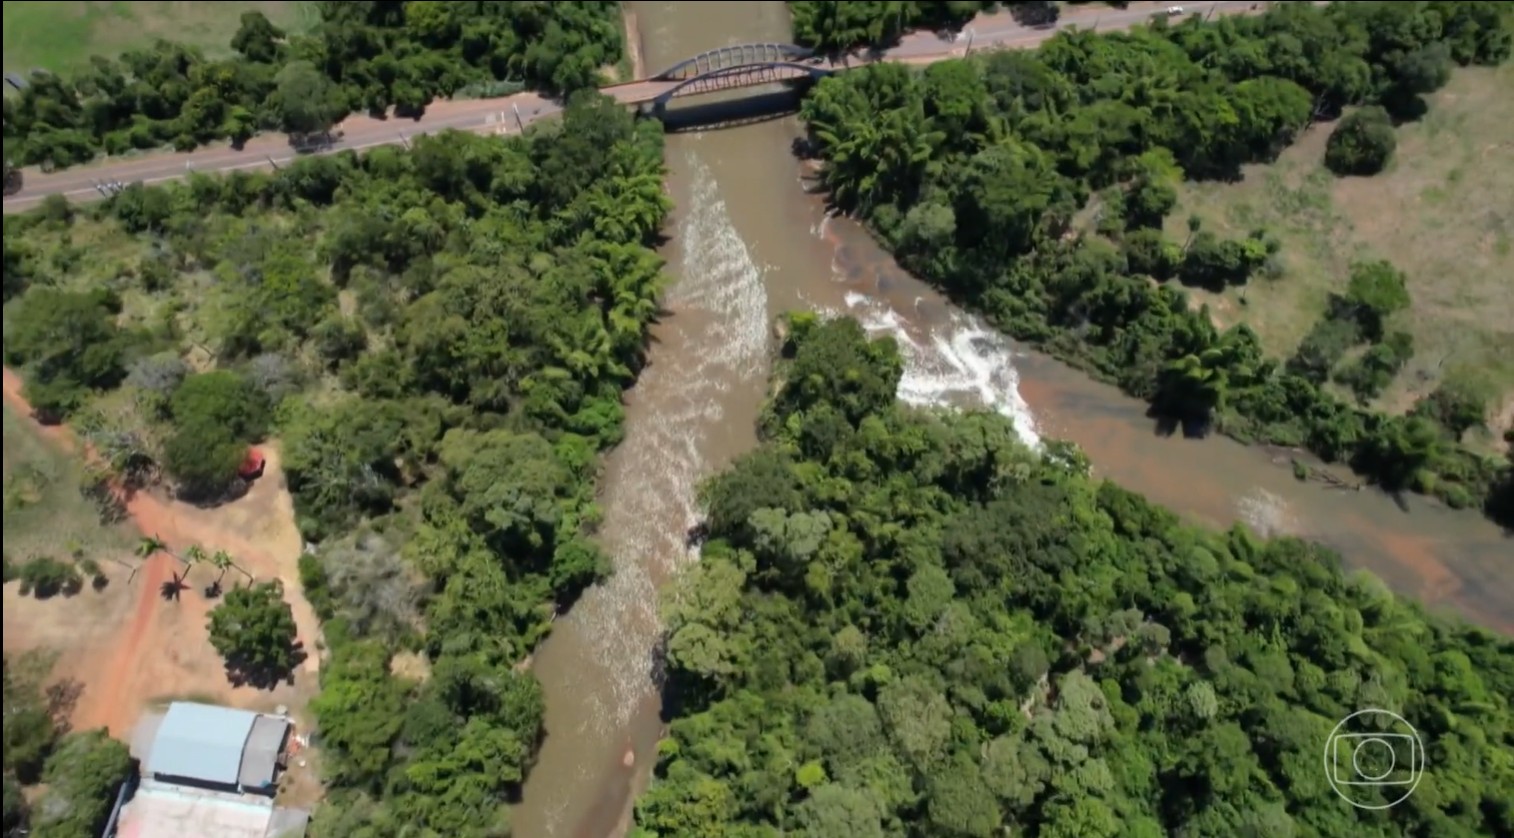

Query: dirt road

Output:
[3, 1, 1284, 215]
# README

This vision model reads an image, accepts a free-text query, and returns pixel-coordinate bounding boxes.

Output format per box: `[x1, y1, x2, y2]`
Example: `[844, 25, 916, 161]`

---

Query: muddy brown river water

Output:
[511, 3, 1513, 836]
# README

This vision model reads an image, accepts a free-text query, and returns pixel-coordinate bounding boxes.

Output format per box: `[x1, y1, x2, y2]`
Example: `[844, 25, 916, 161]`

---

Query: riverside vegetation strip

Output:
[3, 1, 626, 167]
[792, 0, 1514, 523]
[632, 314, 1514, 838]
[3, 91, 671, 834]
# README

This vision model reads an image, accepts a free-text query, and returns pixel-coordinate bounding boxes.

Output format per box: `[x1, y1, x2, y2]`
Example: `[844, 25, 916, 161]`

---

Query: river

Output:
[512, 2, 1514, 836]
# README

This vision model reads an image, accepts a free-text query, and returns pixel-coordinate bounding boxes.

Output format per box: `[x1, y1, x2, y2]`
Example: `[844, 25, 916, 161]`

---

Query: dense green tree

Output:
[231, 11, 286, 64]
[1324, 106, 1398, 176]
[1338, 258, 1411, 342]
[161, 370, 270, 499]
[270, 61, 348, 140]
[2, 658, 58, 785]
[2, 289, 132, 419]
[29, 730, 131, 838]
[307, 641, 406, 789]
[207, 582, 301, 686]
[789, 1, 997, 54]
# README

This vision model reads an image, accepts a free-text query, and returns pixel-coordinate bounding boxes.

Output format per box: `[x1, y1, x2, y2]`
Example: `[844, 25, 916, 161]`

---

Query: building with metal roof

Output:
[140, 702, 291, 796]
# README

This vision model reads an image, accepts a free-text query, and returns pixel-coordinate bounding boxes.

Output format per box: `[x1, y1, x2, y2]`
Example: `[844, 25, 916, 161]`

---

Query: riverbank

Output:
[793, 1, 1513, 528]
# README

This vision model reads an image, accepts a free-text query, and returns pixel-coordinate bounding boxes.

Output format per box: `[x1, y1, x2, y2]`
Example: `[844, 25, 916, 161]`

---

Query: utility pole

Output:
[512, 103, 525, 132]
[965, 28, 975, 56]
[397, 132, 411, 150]
[266, 156, 280, 171]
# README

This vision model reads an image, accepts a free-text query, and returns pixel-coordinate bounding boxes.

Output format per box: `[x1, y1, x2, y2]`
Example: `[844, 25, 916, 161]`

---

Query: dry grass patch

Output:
[1168, 65, 1514, 441]
[3, 402, 133, 565]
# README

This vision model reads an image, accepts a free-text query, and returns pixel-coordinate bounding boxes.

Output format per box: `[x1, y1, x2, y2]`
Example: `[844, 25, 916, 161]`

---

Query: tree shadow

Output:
[159, 573, 188, 602]
[1008, 1, 1061, 28]
[223, 641, 308, 691]
[24, 570, 85, 600]
[287, 130, 343, 155]
[1147, 405, 1214, 440]
[1483, 476, 1513, 535]
[660, 88, 803, 134]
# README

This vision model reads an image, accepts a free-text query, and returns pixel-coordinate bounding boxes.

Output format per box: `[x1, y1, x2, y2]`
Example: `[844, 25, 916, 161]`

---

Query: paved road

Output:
[3, 0, 1273, 214]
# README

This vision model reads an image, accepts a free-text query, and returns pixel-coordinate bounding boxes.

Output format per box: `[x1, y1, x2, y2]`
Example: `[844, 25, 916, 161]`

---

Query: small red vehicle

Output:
[237, 448, 267, 481]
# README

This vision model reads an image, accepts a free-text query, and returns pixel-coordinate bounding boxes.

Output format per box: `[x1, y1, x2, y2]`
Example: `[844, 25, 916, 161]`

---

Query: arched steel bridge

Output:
[603, 42, 838, 111]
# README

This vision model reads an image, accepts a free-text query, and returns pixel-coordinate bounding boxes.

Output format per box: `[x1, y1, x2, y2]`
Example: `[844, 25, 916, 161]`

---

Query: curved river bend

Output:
[513, 3, 1514, 836]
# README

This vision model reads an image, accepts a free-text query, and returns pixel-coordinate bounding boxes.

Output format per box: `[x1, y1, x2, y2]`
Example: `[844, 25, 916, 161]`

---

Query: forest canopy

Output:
[3, 90, 671, 836]
[788, 1, 998, 53]
[794, 0, 1514, 523]
[2, 1, 626, 168]
[633, 314, 1514, 838]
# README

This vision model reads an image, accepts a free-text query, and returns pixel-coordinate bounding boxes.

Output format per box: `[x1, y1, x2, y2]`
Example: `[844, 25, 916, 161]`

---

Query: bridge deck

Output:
[604, 79, 680, 105]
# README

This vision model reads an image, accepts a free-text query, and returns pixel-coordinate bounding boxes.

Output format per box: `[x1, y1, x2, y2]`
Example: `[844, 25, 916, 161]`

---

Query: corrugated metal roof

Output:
[148, 703, 258, 786]
[238, 715, 290, 789]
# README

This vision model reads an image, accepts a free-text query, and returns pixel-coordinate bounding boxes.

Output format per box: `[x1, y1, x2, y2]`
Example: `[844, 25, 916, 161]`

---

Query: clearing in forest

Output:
[1, 1, 320, 75]
[1167, 63, 1514, 449]
[2, 381, 321, 760]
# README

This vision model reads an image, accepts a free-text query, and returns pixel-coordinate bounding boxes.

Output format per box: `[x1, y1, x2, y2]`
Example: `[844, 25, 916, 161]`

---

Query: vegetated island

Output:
[633, 313, 1514, 838]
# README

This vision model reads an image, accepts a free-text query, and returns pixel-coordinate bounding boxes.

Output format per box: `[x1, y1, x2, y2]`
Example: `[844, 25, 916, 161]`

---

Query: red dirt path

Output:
[3, 367, 321, 736]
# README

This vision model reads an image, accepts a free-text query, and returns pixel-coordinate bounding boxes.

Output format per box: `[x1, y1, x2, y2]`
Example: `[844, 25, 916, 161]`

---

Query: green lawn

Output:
[2, 1, 319, 75]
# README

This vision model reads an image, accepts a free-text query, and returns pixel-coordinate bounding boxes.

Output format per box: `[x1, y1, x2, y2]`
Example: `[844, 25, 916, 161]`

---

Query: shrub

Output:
[1324, 106, 1397, 176]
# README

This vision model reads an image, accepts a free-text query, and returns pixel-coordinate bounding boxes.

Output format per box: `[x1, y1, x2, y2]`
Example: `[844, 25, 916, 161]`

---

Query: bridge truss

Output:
[651, 42, 816, 82]
[651, 62, 832, 107]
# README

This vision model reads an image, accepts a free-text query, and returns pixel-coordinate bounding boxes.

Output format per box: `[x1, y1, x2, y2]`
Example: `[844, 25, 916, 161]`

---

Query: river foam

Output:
[574, 150, 769, 728]
[805, 215, 1041, 449]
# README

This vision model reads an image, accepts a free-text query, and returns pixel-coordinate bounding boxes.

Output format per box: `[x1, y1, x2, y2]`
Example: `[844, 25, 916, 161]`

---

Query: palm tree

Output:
[135, 534, 170, 561]
[131, 534, 171, 584]
[1184, 214, 1203, 251]
[161, 543, 204, 599]
[182, 544, 208, 581]
[208, 549, 252, 589]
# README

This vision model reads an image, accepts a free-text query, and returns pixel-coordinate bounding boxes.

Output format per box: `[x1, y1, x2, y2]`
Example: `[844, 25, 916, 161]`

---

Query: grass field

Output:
[2, 402, 133, 568]
[2, 1, 319, 75]
[1168, 64, 1514, 446]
